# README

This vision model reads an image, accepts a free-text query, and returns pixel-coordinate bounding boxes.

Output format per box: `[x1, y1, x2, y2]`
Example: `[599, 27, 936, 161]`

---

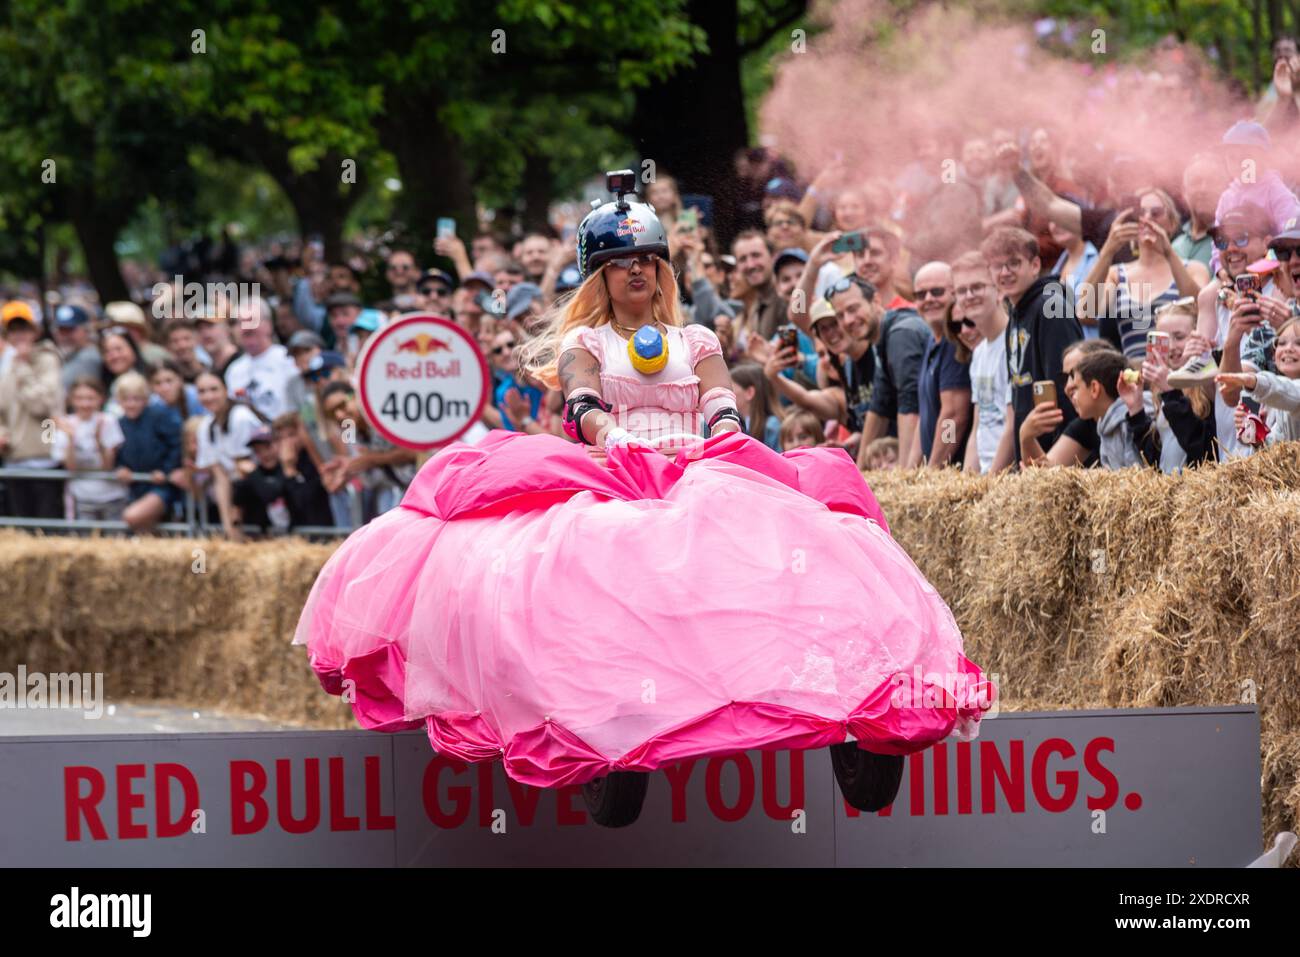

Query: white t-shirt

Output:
[223, 345, 296, 421]
[196, 404, 263, 473]
[50, 413, 126, 504]
[970, 335, 1010, 473]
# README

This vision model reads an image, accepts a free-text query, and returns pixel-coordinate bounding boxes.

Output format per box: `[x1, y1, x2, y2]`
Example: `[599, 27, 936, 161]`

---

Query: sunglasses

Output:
[1270, 245, 1300, 261]
[949, 318, 977, 329]
[605, 252, 660, 270]
[1213, 232, 1252, 251]
[915, 287, 949, 300]
[305, 368, 334, 383]
[825, 275, 876, 302]
[492, 341, 518, 355]
[419, 284, 451, 297]
[954, 281, 990, 299]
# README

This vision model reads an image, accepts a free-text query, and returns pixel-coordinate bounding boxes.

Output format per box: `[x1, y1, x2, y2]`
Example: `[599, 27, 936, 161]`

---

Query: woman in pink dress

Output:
[294, 172, 992, 827]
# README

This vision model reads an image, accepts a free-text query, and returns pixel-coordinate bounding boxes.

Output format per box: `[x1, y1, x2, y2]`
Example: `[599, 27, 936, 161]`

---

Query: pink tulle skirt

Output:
[294, 431, 992, 788]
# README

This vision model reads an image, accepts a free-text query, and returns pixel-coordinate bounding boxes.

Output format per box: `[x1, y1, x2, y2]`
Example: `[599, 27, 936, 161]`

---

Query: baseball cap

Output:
[1, 301, 36, 328]
[1212, 203, 1273, 238]
[54, 304, 91, 328]
[418, 268, 455, 292]
[463, 270, 495, 291]
[286, 329, 325, 353]
[324, 292, 361, 312]
[555, 263, 582, 293]
[1270, 217, 1300, 245]
[248, 426, 274, 445]
[774, 247, 809, 272]
[765, 177, 803, 202]
[809, 299, 838, 328]
[304, 350, 347, 380]
[1221, 120, 1271, 148]
[505, 282, 543, 321]
[105, 300, 148, 329]
[350, 309, 383, 334]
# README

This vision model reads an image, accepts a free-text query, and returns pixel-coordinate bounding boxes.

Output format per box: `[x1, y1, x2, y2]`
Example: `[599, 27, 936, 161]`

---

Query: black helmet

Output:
[575, 170, 670, 280]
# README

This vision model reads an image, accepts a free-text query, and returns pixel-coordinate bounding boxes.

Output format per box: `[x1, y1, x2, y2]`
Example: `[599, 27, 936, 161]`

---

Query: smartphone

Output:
[831, 231, 866, 255]
[436, 217, 456, 240]
[1146, 330, 1172, 364]
[679, 207, 698, 231]
[777, 323, 799, 354]
[1032, 380, 1057, 408]
[1234, 273, 1261, 297]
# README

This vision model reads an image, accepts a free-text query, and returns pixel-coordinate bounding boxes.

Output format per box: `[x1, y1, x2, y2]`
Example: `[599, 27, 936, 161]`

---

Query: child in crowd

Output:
[1122, 298, 1218, 471]
[1218, 317, 1300, 443]
[53, 377, 127, 521]
[1020, 342, 1152, 469]
[114, 371, 182, 533]
[729, 362, 782, 451]
[780, 410, 825, 451]
[862, 436, 900, 470]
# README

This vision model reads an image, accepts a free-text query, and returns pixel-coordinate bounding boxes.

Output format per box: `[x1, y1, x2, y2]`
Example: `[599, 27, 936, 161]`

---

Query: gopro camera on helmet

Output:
[606, 169, 638, 206]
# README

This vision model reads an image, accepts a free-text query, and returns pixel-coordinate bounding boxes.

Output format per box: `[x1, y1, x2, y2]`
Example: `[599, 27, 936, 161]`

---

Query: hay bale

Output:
[1262, 732, 1300, 862]
[866, 466, 992, 599]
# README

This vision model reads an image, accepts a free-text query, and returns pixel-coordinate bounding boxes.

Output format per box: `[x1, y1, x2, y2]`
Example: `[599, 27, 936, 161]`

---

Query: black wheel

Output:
[582, 770, 649, 828]
[830, 742, 904, 812]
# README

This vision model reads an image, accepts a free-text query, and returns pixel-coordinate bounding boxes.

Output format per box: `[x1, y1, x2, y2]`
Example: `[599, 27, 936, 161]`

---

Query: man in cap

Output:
[504, 282, 545, 337]
[52, 303, 102, 390]
[1214, 120, 1300, 237]
[323, 292, 362, 360]
[417, 268, 456, 316]
[0, 302, 64, 517]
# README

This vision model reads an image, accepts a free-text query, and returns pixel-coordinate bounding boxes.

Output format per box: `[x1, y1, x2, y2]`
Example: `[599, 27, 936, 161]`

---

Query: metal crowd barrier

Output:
[0, 467, 355, 540]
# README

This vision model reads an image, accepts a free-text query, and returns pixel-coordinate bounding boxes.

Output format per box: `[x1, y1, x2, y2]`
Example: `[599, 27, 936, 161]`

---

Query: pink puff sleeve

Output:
[681, 323, 723, 368]
[560, 325, 605, 364]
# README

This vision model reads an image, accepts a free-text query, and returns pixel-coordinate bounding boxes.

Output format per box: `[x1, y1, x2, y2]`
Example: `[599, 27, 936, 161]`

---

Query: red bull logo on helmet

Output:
[615, 217, 645, 238]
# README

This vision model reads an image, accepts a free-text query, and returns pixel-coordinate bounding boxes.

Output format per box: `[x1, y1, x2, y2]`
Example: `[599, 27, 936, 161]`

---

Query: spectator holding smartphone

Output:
[114, 371, 182, 533]
[982, 226, 1083, 467]
[1020, 342, 1145, 469]
[1121, 299, 1217, 472]
[1080, 188, 1209, 361]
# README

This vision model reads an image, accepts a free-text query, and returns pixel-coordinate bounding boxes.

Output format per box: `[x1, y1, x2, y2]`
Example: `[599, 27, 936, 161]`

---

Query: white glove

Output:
[601, 427, 646, 449]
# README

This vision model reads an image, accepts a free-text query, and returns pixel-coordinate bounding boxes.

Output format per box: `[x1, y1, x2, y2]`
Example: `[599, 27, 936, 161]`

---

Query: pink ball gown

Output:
[294, 322, 991, 788]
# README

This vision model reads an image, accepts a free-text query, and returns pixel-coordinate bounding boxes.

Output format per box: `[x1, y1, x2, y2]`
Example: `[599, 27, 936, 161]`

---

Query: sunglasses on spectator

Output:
[1270, 244, 1300, 261]
[915, 287, 949, 300]
[419, 284, 451, 296]
[305, 368, 334, 383]
[948, 317, 977, 330]
[492, 341, 518, 355]
[825, 275, 876, 302]
[605, 252, 659, 270]
[954, 281, 990, 299]
[1213, 232, 1252, 250]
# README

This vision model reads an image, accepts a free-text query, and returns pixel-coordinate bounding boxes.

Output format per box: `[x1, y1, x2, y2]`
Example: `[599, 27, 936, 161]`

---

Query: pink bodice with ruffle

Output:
[560, 322, 722, 446]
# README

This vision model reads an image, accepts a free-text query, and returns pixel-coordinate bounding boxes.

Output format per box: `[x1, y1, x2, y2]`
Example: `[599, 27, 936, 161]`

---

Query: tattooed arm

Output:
[558, 347, 621, 446]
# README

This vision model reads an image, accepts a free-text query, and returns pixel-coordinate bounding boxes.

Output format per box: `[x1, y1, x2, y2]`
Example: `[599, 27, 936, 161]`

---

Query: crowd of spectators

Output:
[6, 36, 1300, 537]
